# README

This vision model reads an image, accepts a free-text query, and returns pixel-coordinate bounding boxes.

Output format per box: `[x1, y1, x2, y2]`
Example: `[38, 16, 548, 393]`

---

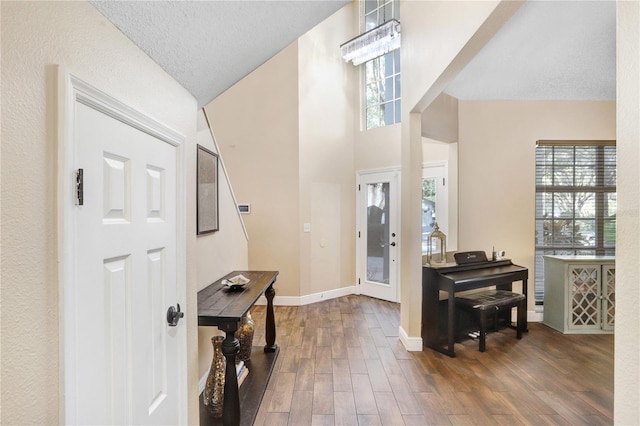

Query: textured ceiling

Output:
[90, 0, 616, 108]
[445, 0, 616, 101]
[90, 0, 349, 107]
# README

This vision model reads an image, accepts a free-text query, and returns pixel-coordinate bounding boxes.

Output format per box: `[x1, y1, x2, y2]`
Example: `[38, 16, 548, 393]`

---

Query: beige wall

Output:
[422, 92, 459, 143]
[458, 100, 616, 308]
[355, 124, 402, 170]
[299, 5, 358, 296]
[205, 43, 301, 297]
[207, 4, 358, 299]
[615, 1, 640, 422]
[195, 110, 249, 383]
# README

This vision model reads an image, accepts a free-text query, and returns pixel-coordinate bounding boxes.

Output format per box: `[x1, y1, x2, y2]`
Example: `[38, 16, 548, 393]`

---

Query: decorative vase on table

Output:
[203, 335, 226, 418]
[237, 311, 255, 362]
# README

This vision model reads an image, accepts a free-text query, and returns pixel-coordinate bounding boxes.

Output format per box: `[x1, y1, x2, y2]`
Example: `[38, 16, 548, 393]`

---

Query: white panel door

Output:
[357, 170, 400, 302]
[72, 100, 183, 425]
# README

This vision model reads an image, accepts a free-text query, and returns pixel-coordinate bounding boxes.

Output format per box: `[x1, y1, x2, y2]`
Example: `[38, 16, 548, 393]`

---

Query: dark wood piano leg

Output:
[221, 329, 241, 426]
[523, 278, 529, 332]
[447, 291, 456, 357]
[264, 284, 277, 352]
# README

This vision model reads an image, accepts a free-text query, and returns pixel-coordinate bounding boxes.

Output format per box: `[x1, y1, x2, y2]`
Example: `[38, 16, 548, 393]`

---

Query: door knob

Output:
[381, 241, 396, 247]
[167, 303, 184, 326]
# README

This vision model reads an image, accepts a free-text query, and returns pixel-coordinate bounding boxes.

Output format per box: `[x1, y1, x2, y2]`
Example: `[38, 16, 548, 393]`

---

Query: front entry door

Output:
[357, 170, 400, 302]
[63, 76, 186, 425]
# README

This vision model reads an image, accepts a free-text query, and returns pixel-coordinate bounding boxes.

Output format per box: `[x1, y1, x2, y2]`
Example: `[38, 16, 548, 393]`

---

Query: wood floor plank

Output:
[402, 414, 428, 425]
[278, 346, 300, 374]
[295, 357, 316, 391]
[414, 392, 453, 425]
[263, 412, 289, 426]
[299, 333, 317, 359]
[253, 388, 274, 426]
[397, 358, 436, 393]
[315, 345, 333, 374]
[331, 336, 349, 360]
[359, 335, 381, 360]
[376, 346, 404, 377]
[387, 374, 423, 415]
[373, 391, 404, 425]
[333, 391, 358, 426]
[364, 358, 392, 392]
[351, 374, 378, 415]
[317, 326, 333, 347]
[357, 414, 382, 425]
[312, 373, 334, 415]
[287, 391, 313, 426]
[311, 414, 335, 425]
[332, 358, 353, 392]
[346, 346, 369, 375]
[267, 372, 296, 413]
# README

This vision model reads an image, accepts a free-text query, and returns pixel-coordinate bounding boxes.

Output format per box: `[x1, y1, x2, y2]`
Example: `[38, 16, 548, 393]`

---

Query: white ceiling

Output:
[90, 0, 616, 107]
[90, 0, 350, 107]
[445, 0, 616, 101]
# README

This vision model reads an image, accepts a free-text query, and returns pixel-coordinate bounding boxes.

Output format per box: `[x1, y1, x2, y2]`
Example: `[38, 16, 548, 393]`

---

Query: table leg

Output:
[221, 329, 240, 426]
[264, 284, 277, 352]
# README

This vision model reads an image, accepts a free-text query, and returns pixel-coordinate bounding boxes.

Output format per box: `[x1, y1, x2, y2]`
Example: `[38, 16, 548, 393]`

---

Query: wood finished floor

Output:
[247, 295, 613, 426]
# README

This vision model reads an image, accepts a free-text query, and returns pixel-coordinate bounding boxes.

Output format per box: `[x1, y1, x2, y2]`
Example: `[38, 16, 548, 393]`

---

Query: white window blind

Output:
[534, 140, 616, 302]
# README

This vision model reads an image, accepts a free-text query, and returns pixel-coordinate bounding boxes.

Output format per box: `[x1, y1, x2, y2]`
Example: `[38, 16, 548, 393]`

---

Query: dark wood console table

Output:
[198, 271, 279, 426]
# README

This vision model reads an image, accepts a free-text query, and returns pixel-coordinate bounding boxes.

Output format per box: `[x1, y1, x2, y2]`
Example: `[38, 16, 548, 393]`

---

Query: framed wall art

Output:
[197, 144, 219, 234]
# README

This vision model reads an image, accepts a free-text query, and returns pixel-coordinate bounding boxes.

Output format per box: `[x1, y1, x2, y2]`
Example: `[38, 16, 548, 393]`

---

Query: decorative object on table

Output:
[236, 311, 255, 362]
[222, 274, 250, 291]
[203, 335, 226, 417]
[197, 144, 219, 235]
[426, 222, 447, 265]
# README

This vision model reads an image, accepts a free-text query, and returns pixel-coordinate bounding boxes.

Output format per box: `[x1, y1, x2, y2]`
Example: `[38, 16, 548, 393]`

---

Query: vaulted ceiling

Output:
[90, 1, 616, 108]
[90, 0, 350, 107]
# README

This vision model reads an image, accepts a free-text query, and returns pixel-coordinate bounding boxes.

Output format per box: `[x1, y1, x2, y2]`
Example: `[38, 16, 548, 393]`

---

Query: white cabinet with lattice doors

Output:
[543, 256, 615, 334]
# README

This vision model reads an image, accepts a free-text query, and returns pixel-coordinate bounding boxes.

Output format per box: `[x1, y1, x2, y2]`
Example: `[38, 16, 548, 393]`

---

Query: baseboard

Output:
[399, 326, 423, 352]
[528, 310, 543, 322]
[253, 285, 356, 306]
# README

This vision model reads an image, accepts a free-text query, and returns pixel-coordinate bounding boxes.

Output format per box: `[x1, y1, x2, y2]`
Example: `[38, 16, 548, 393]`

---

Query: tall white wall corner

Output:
[399, 326, 423, 352]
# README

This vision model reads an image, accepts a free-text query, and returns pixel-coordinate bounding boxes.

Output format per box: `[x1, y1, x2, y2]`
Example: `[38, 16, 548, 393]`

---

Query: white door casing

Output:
[58, 71, 187, 425]
[356, 169, 400, 303]
[422, 162, 448, 241]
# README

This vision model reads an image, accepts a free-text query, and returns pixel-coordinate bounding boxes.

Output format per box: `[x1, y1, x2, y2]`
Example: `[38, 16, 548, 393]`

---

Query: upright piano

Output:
[422, 253, 528, 357]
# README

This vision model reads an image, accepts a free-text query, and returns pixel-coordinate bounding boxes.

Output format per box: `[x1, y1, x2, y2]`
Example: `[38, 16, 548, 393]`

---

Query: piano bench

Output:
[455, 290, 526, 352]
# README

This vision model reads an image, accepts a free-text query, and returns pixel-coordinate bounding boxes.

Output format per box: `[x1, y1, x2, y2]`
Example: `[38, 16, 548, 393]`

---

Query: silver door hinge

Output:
[75, 169, 84, 206]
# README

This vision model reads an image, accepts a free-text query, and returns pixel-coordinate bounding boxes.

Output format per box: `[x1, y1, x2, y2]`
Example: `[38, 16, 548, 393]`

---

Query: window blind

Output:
[534, 140, 616, 303]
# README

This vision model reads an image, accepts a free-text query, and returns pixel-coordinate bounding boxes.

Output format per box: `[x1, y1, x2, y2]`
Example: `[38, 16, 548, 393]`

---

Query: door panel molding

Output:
[57, 67, 187, 424]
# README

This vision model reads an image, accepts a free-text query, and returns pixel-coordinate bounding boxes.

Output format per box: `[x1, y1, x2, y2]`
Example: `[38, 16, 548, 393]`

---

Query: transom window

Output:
[534, 140, 616, 302]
